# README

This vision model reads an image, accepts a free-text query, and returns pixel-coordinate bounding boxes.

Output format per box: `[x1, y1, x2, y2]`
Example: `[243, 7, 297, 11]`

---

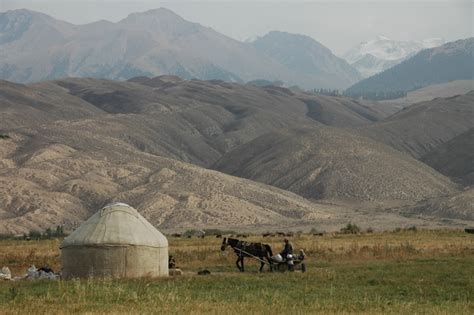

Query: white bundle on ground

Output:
[25, 265, 58, 280]
[26, 265, 38, 279]
[0, 266, 11, 280]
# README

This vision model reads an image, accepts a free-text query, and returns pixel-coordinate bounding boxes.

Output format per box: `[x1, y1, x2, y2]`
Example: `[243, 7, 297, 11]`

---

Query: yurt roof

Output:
[60, 203, 168, 249]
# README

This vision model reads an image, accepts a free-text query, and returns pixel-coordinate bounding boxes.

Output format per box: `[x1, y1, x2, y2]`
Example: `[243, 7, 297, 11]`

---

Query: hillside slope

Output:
[383, 80, 474, 105]
[397, 188, 474, 221]
[359, 92, 474, 158]
[0, 80, 105, 129]
[0, 131, 340, 234]
[421, 128, 474, 185]
[0, 77, 389, 169]
[213, 128, 457, 202]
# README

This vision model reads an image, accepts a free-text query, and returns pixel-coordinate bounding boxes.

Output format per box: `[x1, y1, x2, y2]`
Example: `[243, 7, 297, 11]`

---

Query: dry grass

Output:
[0, 229, 473, 314]
[1, 229, 472, 275]
[168, 229, 474, 271]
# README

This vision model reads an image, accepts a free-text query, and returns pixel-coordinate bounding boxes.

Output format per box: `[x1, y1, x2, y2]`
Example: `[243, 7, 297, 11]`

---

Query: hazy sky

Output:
[1, 0, 472, 54]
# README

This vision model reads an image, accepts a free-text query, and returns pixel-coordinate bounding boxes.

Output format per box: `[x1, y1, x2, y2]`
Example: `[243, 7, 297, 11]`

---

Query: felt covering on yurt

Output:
[60, 203, 168, 278]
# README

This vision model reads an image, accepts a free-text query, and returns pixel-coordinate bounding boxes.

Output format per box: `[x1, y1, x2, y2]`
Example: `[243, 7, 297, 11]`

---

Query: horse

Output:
[220, 237, 273, 272]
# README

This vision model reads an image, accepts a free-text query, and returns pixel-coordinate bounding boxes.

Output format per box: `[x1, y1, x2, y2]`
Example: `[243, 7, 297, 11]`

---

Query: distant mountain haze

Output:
[250, 31, 361, 89]
[0, 8, 361, 89]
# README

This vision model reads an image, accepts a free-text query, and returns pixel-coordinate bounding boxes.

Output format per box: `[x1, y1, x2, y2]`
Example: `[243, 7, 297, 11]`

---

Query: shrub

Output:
[0, 134, 10, 139]
[26, 225, 67, 240]
[0, 234, 15, 240]
[202, 228, 235, 236]
[366, 227, 374, 233]
[340, 223, 361, 234]
[310, 227, 324, 235]
[28, 230, 42, 240]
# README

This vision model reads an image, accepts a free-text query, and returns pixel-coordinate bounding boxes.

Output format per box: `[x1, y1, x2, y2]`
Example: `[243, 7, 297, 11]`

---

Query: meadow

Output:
[0, 229, 473, 314]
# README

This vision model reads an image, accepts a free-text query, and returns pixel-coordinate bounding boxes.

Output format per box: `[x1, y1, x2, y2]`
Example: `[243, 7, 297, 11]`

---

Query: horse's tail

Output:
[264, 244, 273, 257]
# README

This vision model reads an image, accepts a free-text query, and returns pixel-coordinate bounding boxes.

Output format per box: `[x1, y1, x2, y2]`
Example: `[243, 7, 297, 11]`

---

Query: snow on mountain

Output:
[346, 38, 474, 97]
[343, 36, 445, 78]
[243, 35, 261, 43]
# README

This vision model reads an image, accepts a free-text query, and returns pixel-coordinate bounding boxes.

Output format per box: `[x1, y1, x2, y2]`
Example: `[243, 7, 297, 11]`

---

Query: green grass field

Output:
[0, 230, 473, 314]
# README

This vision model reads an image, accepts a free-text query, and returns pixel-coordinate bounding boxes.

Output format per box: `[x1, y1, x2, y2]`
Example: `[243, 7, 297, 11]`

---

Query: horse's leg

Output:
[236, 256, 242, 271]
[267, 255, 273, 272]
[259, 259, 264, 272]
[241, 257, 245, 272]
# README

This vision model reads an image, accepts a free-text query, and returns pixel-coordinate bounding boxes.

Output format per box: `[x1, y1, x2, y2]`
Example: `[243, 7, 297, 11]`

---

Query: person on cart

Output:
[279, 238, 294, 270]
[280, 239, 293, 260]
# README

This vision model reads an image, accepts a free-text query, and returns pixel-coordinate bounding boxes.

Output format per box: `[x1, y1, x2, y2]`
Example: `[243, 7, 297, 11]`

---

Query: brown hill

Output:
[0, 77, 392, 234]
[421, 128, 474, 185]
[0, 131, 342, 234]
[294, 93, 383, 127]
[0, 80, 104, 129]
[27, 77, 384, 165]
[0, 77, 470, 233]
[213, 127, 458, 202]
[359, 92, 474, 158]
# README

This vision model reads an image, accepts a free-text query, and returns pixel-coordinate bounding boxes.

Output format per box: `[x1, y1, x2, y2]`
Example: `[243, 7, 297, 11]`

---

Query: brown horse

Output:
[221, 237, 273, 272]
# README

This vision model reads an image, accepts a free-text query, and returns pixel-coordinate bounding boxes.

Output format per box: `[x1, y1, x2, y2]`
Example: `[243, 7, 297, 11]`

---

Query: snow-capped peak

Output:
[242, 35, 261, 43]
[344, 36, 445, 63]
[421, 38, 445, 48]
[343, 36, 446, 78]
[376, 35, 391, 41]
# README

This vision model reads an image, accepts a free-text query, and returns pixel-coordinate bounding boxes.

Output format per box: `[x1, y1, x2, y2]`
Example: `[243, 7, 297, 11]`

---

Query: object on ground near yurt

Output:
[60, 203, 168, 279]
[169, 268, 183, 276]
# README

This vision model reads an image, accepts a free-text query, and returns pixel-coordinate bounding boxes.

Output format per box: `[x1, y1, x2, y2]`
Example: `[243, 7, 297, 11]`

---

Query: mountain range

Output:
[0, 76, 472, 234]
[0, 8, 360, 89]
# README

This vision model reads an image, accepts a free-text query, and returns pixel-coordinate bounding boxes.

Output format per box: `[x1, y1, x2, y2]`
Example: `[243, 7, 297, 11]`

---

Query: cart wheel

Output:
[301, 263, 306, 273]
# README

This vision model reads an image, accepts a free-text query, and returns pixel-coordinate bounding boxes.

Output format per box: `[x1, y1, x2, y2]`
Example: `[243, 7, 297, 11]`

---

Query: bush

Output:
[340, 223, 361, 234]
[366, 227, 374, 233]
[310, 227, 324, 235]
[393, 226, 417, 233]
[0, 234, 15, 240]
[202, 228, 235, 236]
[0, 134, 10, 139]
[26, 225, 67, 240]
[28, 230, 42, 240]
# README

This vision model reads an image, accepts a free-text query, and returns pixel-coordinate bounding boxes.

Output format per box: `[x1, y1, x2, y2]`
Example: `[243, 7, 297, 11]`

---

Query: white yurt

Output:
[60, 203, 168, 279]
